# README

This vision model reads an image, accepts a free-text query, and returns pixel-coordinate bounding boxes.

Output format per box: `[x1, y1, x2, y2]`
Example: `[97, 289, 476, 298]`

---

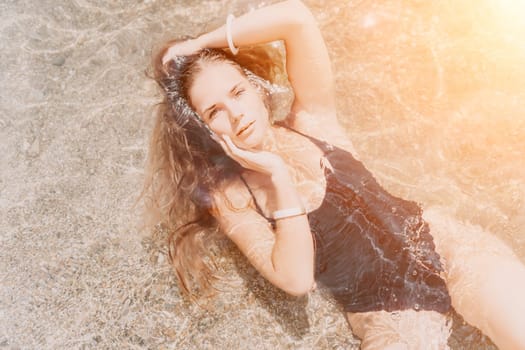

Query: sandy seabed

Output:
[1, 0, 523, 349]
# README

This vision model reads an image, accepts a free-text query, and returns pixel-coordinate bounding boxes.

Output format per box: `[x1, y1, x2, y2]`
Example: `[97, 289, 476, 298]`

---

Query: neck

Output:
[259, 124, 280, 153]
[257, 123, 302, 163]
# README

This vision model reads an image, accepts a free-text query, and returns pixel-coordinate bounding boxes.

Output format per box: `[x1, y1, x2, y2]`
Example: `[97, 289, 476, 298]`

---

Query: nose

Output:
[231, 111, 243, 123]
[227, 101, 243, 123]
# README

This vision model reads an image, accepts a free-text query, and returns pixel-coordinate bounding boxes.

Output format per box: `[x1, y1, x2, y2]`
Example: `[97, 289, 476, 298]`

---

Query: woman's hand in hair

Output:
[219, 135, 288, 179]
[162, 38, 202, 65]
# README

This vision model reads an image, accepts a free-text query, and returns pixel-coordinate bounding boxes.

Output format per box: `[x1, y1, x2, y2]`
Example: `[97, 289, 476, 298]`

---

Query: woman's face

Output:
[188, 61, 270, 150]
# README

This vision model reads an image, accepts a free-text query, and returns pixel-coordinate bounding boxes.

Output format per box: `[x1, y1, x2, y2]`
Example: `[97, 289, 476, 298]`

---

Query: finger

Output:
[210, 132, 221, 144]
[216, 136, 237, 160]
[217, 138, 232, 156]
[162, 48, 174, 65]
[223, 135, 248, 156]
[220, 136, 250, 167]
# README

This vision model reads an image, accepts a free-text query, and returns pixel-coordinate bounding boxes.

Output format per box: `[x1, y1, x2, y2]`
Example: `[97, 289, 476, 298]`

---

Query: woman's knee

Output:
[492, 328, 525, 350]
[449, 256, 525, 350]
[485, 261, 525, 350]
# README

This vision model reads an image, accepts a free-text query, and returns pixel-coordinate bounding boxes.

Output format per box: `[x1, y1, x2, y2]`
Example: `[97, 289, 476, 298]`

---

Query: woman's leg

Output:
[346, 309, 450, 350]
[424, 207, 525, 350]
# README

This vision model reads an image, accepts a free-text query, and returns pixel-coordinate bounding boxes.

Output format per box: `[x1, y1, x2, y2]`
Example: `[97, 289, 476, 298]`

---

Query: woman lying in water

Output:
[142, 0, 525, 348]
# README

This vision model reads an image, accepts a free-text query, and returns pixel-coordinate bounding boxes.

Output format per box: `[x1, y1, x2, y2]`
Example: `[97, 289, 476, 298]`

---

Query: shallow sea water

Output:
[0, 0, 523, 349]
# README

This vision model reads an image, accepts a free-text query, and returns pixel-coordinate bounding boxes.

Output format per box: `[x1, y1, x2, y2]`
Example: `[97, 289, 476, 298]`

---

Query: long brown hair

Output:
[141, 40, 283, 301]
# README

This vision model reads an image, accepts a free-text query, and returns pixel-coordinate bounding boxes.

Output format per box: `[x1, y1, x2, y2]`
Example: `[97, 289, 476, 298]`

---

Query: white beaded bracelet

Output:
[272, 207, 307, 221]
[226, 14, 239, 55]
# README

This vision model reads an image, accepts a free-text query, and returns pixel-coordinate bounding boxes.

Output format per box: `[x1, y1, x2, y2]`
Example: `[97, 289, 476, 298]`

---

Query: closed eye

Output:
[234, 88, 245, 97]
[208, 108, 219, 120]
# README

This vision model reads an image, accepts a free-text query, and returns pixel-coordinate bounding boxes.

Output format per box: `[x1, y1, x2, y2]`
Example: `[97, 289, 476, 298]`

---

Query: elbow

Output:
[286, 288, 310, 297]
[282, 277, 316, 297]
[285, 0, 316, 27]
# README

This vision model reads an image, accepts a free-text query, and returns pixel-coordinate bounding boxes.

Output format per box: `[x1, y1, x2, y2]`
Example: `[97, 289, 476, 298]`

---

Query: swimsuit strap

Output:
[276, 121, 334, 155]
[239, 174, 276, 226]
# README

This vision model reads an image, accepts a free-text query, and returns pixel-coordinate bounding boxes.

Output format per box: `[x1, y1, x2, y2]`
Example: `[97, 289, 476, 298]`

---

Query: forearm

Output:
[270, 171, 315, 295]
[195, 0, 314, 50]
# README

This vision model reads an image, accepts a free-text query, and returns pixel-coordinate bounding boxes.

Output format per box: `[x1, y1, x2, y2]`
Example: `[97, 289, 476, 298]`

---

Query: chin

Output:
[237, 128, 265, 150]
[238, 137, 262, 150]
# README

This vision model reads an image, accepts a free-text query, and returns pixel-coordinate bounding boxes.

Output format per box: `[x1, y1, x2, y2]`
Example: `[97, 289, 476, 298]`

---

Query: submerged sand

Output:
[2, 0, 523, 348]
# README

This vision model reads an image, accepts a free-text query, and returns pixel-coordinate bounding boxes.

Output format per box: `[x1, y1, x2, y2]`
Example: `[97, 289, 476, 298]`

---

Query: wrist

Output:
[272, 206, 306, 221]
[193, 35, 207, 50]
[270, 164, 291, 184]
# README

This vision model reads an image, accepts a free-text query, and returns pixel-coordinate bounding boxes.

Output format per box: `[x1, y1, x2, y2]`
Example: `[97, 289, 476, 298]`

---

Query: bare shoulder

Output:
[286, 109, 359, 156]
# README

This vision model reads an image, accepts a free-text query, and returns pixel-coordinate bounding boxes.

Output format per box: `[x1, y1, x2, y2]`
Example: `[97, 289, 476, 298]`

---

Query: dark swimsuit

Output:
[243, 127, 451, 314]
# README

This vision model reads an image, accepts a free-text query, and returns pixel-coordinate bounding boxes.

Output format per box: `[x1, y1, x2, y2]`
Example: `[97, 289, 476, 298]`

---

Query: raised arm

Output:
[164, 0, 336, 121]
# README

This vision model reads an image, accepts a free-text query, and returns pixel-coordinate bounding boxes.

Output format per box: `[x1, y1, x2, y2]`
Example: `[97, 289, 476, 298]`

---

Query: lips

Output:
[236, 120, 255, 136]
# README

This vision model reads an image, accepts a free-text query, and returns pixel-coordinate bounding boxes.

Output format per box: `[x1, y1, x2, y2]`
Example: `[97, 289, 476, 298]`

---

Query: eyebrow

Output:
[202, 82, 243, 116]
